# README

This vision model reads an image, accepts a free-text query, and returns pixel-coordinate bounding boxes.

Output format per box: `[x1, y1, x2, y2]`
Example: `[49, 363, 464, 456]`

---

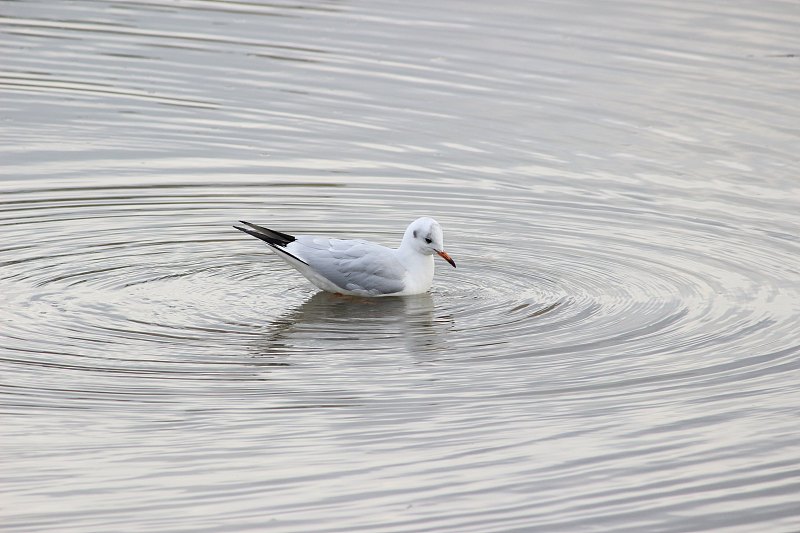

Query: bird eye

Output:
[425, 238, 432, 244]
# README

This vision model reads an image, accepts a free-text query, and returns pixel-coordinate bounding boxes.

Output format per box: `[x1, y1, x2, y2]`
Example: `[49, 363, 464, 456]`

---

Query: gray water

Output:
[2, 1, 800, 531]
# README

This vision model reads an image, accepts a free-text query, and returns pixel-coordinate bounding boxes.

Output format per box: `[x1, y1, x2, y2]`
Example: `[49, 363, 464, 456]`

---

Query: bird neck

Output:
[396, 244, 434, 273]
[396, 245, 434, 294]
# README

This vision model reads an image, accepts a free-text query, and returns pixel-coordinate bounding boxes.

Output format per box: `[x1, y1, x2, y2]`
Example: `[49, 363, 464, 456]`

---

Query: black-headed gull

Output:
[234, 217, 456, 296]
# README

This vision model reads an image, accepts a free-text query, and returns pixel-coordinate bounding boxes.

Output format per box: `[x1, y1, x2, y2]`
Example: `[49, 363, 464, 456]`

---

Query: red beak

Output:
[436, 250, 456, 268]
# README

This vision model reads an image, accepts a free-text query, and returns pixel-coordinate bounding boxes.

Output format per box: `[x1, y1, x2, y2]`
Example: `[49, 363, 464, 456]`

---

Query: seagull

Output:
[234, 217, 456, 297]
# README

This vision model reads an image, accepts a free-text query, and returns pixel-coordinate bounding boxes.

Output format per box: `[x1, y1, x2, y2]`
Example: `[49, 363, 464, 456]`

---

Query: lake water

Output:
[2, 1, 799, 531]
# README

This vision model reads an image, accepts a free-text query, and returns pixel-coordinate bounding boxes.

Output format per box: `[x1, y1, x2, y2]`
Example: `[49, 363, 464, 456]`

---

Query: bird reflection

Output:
[250, 291, 451, 359]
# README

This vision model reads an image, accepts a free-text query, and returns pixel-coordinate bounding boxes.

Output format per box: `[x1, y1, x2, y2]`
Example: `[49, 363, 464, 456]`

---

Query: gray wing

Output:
[288, 237, 406, 295]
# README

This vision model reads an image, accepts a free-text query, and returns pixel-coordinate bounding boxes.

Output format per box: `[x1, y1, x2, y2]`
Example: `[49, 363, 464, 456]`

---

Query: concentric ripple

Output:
[2, 178, 797, 402]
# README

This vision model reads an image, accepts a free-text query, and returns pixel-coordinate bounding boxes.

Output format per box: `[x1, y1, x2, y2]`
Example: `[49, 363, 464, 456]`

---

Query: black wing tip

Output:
[233, 220, 297, 247]
[236, 220, 296, 243]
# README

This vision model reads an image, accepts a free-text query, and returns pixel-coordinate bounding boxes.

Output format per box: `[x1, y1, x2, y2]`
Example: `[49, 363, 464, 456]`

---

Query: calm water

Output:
[2, 1, 800, 531]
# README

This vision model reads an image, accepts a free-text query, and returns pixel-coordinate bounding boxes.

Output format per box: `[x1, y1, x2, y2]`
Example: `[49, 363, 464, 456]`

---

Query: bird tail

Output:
[233, 220, 296, 247]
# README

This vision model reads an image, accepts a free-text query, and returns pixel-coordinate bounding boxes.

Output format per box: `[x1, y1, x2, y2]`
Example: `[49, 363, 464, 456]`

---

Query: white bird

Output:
[234, 217, 456, 297]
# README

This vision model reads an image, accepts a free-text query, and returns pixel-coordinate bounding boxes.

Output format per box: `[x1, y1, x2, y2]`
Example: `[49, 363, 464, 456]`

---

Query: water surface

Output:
[2, 0, 800, 531]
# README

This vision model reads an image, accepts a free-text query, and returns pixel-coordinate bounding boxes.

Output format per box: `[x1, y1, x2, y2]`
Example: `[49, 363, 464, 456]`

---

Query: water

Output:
[2, 0, 800, 531]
